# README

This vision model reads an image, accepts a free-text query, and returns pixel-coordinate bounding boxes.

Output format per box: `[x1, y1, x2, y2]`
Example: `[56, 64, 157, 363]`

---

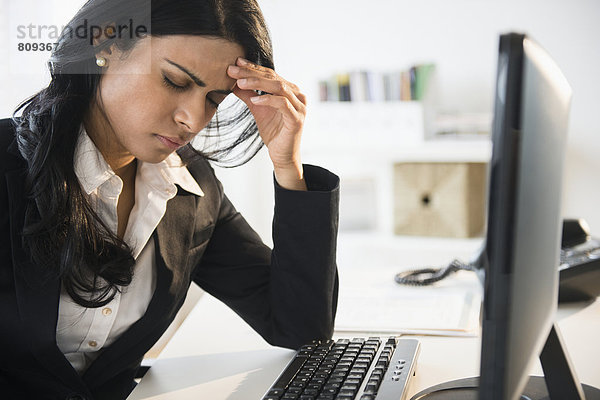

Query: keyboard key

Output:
[349, 367, 367, 375]
[291, 377, 309, 387]
[368, 376, 381, 385]
[346, 373, 363, 380]
[272, 356, 308, 390]
[321, 387, 338, 395]
[364, 383, 378, 393]
[340, 383, 359, 391]
[323, 382, 342, 391]
[317, 340, 335, 349]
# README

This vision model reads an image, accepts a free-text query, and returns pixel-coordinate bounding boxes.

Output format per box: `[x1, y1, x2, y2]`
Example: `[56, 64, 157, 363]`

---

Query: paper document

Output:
[334, 270, 482, 337]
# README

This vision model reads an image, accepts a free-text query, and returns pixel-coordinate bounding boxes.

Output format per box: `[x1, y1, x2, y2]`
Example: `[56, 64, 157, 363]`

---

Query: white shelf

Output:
[303, 139, 491, 166]
[303, 101, 424, 145]
[302, 101, 491, 163]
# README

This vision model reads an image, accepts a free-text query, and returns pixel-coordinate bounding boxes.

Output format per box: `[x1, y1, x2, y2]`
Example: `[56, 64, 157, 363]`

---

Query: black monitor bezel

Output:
[478, 32, 526, 398]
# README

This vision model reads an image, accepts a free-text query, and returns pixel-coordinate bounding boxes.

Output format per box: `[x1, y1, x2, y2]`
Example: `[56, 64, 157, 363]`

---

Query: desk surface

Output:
[128, 235, 600, 399]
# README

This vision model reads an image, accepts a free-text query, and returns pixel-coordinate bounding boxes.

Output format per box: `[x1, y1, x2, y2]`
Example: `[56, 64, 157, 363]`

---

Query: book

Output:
[383, 71, 402, 101]
[401, 70, 412, 101]
[409, 66, 417, 100]
[318, 80, 329, 102]
[327, 77, 339, 101]
[366, 70, 385, 102]
[337, 73, 351, 102]
[413, 63, 436, 101]
[349, 70, 369, 102]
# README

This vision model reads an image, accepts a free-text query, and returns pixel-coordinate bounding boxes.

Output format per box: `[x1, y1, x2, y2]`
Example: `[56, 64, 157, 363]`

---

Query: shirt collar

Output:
[74, 126, 204, 197]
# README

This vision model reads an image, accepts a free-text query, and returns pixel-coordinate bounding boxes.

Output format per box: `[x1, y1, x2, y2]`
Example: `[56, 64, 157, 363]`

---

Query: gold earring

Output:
[96, 56, 107, 67]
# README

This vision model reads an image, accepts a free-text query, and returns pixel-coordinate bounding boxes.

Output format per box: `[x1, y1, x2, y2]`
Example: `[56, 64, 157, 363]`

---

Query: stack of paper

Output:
[334, 267, 482, 337]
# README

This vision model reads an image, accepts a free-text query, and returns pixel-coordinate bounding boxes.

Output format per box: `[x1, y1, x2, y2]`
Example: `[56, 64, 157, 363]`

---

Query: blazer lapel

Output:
[154, 189, 198, 293]
[83, 190, 198, 386]
[6, 169, 88, 393]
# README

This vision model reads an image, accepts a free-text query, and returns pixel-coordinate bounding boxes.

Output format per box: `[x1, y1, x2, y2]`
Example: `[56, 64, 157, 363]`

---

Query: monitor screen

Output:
[479, 33, 572, 399]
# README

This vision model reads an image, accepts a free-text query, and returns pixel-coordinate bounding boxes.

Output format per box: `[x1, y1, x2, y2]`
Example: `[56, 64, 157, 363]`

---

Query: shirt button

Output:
[102, 307, 112, 316]
[88, 340, 98, 348]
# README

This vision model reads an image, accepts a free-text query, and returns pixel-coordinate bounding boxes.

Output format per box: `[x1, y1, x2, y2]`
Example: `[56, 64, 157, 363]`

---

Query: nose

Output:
[173, 98, 211, 135]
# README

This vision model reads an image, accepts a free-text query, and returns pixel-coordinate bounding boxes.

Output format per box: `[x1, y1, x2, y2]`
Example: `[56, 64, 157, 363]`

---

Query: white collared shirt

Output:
[56, 127, 204, 374]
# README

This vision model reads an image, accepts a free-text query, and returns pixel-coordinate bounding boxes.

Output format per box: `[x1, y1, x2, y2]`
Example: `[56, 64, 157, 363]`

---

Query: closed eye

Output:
[163, 74, 220, 109]
[162, 74, 188, 92]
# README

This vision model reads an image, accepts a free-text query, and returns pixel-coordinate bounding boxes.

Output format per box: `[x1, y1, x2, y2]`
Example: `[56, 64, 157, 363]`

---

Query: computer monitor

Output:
[411, 33, 600, 400]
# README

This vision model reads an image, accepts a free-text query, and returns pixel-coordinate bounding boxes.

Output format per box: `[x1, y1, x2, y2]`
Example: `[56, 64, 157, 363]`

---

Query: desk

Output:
[128, 235, 600, 399]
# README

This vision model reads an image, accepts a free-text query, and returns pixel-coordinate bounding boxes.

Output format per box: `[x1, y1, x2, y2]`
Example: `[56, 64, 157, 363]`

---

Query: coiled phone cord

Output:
[394, 259, 478, 286]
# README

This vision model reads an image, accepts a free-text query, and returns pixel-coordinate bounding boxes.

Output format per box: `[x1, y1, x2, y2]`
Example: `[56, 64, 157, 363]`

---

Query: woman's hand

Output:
[228, 58, 307, 191]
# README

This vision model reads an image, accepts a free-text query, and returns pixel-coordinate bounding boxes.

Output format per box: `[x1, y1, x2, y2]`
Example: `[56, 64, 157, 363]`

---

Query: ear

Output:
[92, 25, 115, 59]
[95, 46, 113, 59]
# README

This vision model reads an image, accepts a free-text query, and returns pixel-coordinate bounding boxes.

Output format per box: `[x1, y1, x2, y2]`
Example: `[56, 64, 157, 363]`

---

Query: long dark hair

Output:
[13, 0, 274, 307]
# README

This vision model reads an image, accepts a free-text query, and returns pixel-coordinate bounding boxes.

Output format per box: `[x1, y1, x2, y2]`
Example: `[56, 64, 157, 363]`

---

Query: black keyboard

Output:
[262, 337, 420, 400]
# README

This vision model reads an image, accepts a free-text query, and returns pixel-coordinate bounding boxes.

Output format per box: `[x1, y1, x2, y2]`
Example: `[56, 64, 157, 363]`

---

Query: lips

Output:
[155, 134, 188, 150]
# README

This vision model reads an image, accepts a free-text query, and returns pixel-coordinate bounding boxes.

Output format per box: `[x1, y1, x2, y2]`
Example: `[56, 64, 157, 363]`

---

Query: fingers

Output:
[237, 77, 305, 112]
[250, 94, 304, 125]
[228, 58, 307, 112]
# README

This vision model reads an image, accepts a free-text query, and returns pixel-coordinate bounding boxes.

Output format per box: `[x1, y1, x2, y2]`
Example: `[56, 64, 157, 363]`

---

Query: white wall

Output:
[0, 0, 85, 111]
[2, 0, 599, 242]
[256, 0, 600, 235]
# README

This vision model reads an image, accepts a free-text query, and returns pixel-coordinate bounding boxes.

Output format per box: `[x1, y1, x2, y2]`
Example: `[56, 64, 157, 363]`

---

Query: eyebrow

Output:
[164, 58, 233, 95]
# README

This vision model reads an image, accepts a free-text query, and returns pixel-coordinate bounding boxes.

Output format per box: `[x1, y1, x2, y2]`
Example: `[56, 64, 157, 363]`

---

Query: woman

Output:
[0, 0, 339, 399]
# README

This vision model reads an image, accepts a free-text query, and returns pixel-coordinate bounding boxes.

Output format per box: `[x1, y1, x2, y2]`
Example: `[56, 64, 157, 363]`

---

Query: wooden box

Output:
[393, 162, 487, 238]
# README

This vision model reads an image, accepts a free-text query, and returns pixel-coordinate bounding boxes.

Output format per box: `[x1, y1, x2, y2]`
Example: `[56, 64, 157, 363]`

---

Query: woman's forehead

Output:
[148, 35, 243, 88]
[149, 35, 244, 63]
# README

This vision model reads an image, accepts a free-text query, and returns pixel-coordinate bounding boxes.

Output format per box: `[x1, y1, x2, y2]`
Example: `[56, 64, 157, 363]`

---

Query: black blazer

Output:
[0, 118, 340, 400]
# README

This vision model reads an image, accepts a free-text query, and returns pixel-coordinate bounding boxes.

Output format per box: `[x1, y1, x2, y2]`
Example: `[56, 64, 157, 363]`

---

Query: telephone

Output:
[558, 219, 600, 302]
[395, 218, 600, 303]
